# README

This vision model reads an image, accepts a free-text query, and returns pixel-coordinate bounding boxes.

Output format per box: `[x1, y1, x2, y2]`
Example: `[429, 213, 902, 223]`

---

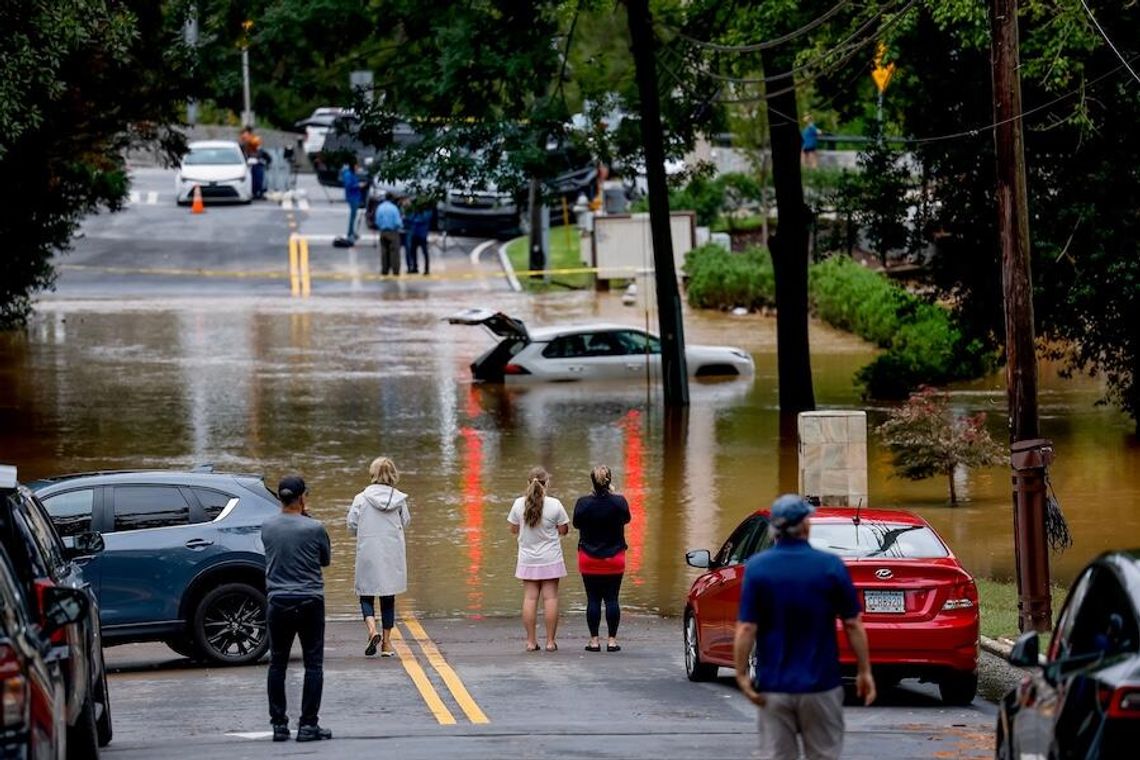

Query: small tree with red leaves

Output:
[876, 387, 1006, 504]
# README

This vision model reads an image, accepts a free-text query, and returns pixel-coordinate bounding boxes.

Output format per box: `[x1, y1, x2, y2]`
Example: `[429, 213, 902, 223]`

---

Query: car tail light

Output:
[1106, 686, 1140, 719]
[503, 363, 531, 375]
[0, 645, 27, 729]
[942, 579, 979, 611]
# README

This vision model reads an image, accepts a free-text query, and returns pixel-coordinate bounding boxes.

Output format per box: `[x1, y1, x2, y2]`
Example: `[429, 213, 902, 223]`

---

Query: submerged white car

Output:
[175, 140, 252, 204]
[448, 309, 755, 382]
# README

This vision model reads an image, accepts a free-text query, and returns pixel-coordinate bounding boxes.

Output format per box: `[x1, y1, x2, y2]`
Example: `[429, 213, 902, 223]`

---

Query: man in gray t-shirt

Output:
[261, 475, 333, 743]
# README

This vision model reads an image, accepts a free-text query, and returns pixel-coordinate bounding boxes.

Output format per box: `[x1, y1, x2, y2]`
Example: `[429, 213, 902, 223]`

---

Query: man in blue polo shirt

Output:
[735, 494, 875, 760]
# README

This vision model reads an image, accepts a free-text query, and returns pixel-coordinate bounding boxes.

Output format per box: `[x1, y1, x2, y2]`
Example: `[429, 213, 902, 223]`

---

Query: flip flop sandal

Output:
[585, 644, 602, 652]
[365, 634, 382, 657]
[545, 643, 558, 652]
[607, 644, 622, 652]
[525, 645, 541, 652]
[380, 645, 396, 658]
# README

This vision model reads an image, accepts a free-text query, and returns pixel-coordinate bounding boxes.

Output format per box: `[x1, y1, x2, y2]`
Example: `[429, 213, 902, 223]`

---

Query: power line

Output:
[671, 0, 854, 53]
[1078, 0, 1140, 85]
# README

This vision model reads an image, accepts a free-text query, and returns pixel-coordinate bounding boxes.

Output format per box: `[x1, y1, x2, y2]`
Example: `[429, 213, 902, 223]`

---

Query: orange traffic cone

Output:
[190, 185, 205, 214]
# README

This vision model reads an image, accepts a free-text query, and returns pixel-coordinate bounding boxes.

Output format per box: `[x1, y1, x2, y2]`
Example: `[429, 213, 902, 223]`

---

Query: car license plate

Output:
[864, 590, 905, 613]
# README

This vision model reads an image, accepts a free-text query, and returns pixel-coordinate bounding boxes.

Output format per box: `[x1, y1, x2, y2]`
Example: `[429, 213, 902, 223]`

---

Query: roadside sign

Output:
[871, 41, 896, 93]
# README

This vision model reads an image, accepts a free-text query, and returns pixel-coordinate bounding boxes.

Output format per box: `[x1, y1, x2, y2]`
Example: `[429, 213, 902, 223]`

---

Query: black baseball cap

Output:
[277, 475, 307, 505]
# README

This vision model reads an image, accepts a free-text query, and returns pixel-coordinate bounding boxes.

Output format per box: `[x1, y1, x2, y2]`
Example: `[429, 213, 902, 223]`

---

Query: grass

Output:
[504, 226, 591, 291]
[976, 578, 1066, 644]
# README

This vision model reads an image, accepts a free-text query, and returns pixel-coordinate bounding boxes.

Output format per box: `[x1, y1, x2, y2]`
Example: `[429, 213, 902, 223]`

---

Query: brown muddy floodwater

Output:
[1, 291, 1137, 618]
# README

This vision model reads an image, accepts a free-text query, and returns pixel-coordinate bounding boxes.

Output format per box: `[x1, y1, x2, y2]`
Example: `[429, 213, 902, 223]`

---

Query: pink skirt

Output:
[515, 560, 567, 581]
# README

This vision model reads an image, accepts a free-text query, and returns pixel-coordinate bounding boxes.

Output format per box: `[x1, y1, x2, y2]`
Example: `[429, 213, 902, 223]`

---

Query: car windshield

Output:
[808, 521, 949, 559]
[184, 147, 243, 166]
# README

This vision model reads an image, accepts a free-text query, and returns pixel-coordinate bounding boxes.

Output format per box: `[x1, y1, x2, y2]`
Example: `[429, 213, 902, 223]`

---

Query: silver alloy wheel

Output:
[685, 616, 698, 676]
[202, 590, 266, 659]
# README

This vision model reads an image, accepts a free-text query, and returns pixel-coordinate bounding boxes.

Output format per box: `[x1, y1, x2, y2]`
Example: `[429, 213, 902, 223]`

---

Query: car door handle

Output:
[185, 538, 214, 550]
[625, 363, 642, 371]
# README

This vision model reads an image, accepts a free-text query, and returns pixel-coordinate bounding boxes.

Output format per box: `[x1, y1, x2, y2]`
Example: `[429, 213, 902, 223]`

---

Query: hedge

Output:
[682, 245, 995, 397]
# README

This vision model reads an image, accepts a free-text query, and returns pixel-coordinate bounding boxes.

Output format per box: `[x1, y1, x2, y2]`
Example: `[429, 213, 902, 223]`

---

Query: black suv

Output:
[1, 465, 111, 757]
[30, 470, 280, 665]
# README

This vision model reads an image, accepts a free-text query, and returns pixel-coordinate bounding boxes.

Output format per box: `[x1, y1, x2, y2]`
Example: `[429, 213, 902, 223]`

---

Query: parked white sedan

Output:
[174, 140, 252, 204]
[448, 309, 755, 382]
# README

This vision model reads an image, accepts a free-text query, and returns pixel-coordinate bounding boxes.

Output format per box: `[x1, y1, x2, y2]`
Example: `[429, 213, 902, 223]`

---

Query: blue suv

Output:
[30, 470, 279, 665]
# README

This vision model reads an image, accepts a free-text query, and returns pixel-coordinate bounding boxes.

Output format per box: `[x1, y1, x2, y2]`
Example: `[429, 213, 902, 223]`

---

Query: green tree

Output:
[877, 387, 1005, 504]
[1, 0, 195, 327]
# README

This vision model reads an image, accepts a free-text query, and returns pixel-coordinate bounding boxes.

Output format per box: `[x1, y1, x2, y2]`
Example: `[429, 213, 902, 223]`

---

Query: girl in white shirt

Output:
[507, 466, 569, 652]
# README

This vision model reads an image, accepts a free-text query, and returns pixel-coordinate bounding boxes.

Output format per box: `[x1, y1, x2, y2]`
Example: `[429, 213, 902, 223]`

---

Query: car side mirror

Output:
[686, 549, 711, 569]
[41, 586, 89, 636]
[1009, 631, 1040, 667]
[63, 531, 104, 561]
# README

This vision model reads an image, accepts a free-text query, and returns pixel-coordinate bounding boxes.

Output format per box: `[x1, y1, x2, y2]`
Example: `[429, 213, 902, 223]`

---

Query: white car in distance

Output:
[448, 308, 755, 382]
[175, 140, 252, 204]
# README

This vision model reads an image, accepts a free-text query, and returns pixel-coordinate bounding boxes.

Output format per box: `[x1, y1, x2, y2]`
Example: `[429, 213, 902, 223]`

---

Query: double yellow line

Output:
[392, 613, 488, 726]
[288, 234, 311, 297]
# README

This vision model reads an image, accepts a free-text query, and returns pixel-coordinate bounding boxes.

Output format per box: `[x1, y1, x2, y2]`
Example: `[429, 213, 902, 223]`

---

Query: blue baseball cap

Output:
[770, 494, 815, 528]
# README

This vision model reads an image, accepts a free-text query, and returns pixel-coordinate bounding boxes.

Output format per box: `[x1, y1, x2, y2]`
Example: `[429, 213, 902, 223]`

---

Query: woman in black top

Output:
[572, 465, 631, 652]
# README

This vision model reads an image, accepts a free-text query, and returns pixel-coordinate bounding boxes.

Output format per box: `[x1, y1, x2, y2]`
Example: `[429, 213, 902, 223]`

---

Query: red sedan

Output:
[683, 506, 980, 705]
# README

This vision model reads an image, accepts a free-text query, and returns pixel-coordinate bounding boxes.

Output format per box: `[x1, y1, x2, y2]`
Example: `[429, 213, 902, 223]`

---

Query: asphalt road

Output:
[101, 615, 996, 759]
[55, 169, 510, 298]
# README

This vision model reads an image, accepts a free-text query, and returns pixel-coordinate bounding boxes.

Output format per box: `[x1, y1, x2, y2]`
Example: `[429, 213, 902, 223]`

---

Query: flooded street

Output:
[2, 288, 1137, 618]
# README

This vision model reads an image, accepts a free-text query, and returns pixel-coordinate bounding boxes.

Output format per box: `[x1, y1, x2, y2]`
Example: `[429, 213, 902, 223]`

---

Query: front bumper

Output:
[176, 178, 250, 203]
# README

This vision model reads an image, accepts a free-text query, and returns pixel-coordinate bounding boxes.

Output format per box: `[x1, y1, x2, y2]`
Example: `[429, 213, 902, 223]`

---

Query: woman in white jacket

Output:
[347, 457, 410, 657]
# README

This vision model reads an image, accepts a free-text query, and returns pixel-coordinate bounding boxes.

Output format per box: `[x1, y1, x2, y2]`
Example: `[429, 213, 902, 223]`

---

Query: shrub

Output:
[809, 256, 995, 398]
[876, 387, 1006, 504]
[683, 244, 775, 311]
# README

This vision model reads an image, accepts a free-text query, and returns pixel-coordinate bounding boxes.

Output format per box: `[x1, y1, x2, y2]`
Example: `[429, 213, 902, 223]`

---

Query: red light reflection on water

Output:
[622, 409, 645, 586]
[460, 424, 485, 618]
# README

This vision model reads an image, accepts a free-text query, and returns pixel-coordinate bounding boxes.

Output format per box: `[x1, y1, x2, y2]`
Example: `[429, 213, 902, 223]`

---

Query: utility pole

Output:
[990, 0, 1053, 633]
[240, 19, 254, 127]
[626, 0, 689, 407]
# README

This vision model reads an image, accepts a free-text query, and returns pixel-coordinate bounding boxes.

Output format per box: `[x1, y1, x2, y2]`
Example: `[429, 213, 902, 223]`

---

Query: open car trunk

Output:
[447, 309, 530, 382]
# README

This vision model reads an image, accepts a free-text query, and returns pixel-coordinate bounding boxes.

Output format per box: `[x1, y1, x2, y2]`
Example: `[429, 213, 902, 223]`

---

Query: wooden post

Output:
[626, 0, 689, 407]
[990, 0, 1052, 632]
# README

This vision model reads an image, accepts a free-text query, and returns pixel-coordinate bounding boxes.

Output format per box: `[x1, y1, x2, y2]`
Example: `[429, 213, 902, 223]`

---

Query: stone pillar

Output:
[798, 410, 868, 507]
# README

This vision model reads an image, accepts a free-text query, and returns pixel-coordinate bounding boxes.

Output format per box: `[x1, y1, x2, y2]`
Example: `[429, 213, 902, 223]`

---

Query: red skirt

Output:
[578, 549, 626, 575]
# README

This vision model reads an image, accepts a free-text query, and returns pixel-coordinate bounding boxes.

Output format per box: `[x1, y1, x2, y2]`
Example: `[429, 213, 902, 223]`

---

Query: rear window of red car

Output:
[809, 521, 949, 559]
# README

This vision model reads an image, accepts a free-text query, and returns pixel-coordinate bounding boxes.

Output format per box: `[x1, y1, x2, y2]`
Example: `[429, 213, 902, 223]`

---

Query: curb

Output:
[981, 634, 1046, 665]
[495, 241, 523, 293]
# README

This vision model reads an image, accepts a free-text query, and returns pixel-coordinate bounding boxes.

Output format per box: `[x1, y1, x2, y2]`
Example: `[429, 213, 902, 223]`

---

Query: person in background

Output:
[507, 466, 569, 652]
[347, 457, 411, 658]
[801, 114, 821, 169]
[405, 200, 432, 275]
[734, 494, 875, 760]
[261, 474, 333, 743]
[239, 126, 266, 198]
[573, 465, 630, 653]
[339, 161, 363, 244]
[374, 192, 403, 276]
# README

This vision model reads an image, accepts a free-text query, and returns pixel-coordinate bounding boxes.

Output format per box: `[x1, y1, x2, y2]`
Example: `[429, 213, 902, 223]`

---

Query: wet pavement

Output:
[101, 616, 996, 759]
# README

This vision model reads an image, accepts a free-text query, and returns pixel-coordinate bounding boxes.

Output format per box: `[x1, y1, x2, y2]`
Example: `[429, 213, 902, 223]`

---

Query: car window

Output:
[808, 522, 950, 559]
[582, 332, 625, 357]
[615, 330, 661, 354]
[112, 486, 191, 532]
[1060, 567, 1139, 659]
[0, 553, 30, 634]
[715, 515, 767, 567]
[192, 488, 233, 521]
[1051, 568, 1095, 661]
[17, 495, 66, 573]
[183, 147, 244, 165]
[40, 488, 95, 537]
[542, 334, 588, 359]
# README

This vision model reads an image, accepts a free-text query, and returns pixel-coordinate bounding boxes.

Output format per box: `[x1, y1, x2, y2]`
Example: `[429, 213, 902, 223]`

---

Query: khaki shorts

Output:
[756, 686, 844, 760]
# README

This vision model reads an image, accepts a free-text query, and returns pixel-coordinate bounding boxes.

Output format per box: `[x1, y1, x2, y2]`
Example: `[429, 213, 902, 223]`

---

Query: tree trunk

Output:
[947, 468, 958, 505]
[627, 0, 689, 406]
[761, 47, 815, 414]
[527, 178, 545, 279]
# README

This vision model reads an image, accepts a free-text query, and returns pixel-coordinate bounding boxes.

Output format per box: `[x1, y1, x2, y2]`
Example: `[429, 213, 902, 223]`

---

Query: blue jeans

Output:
[346, 199, 360, 240]
[360, 595, 395, 630]
[267, 596, 324, 727]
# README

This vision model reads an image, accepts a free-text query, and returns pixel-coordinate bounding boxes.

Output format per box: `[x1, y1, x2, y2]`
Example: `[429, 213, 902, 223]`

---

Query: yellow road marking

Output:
[401, 615, 490, 724]
[389, 627, 456, 725]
